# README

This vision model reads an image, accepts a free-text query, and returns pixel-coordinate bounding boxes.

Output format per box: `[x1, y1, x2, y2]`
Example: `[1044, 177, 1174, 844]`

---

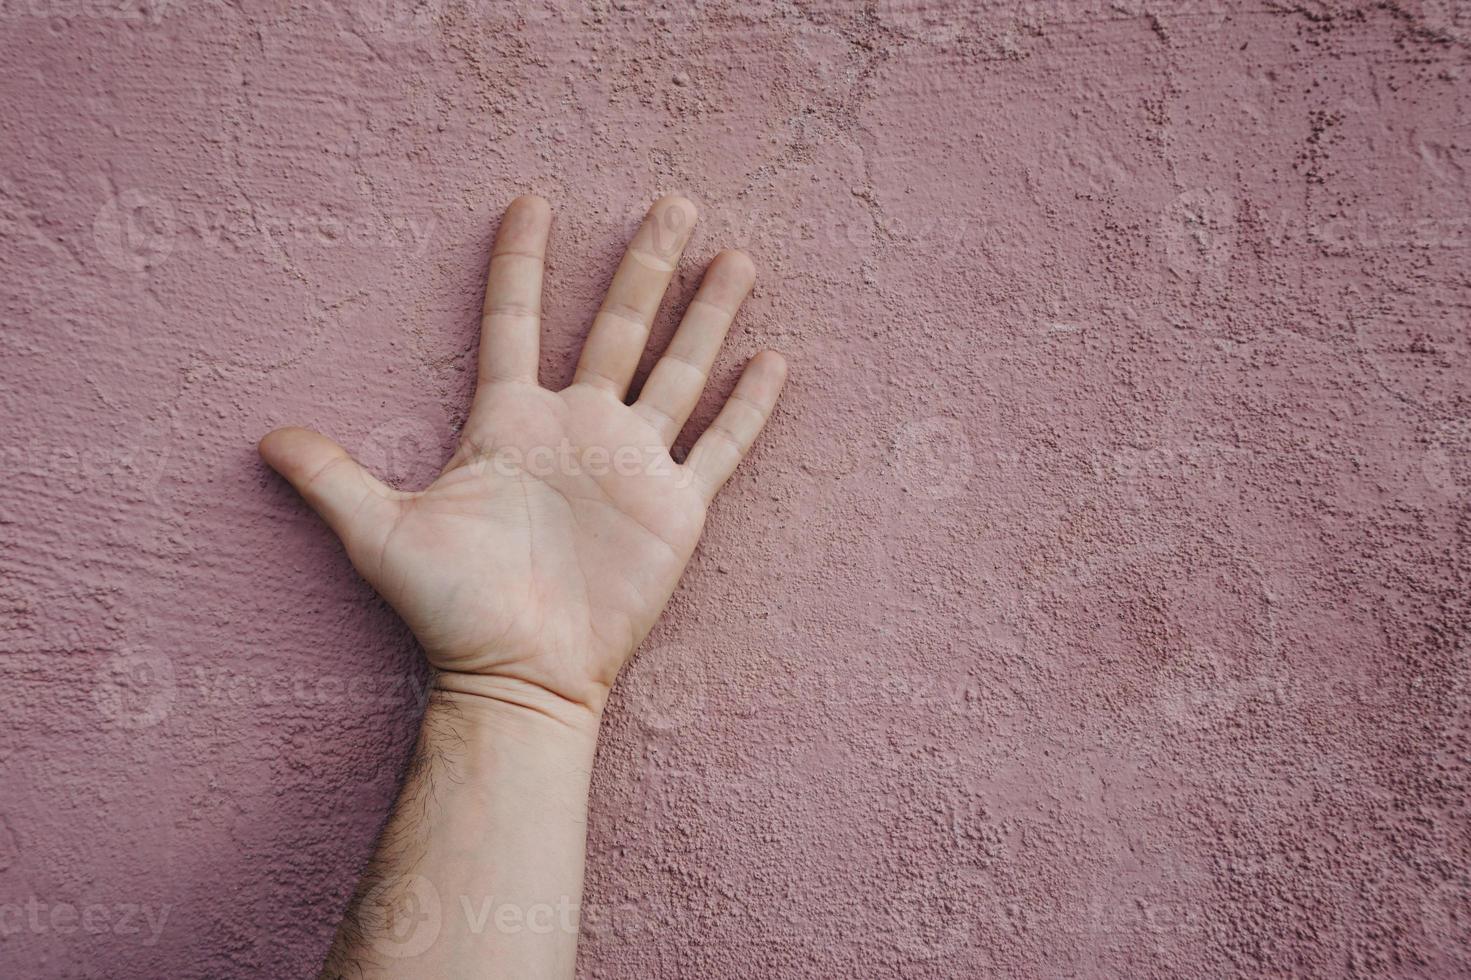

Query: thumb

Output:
[258, 426, 399, 547]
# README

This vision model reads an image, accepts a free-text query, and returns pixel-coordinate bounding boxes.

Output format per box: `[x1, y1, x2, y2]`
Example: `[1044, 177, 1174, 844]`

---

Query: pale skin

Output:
[258, 194, 785, 978]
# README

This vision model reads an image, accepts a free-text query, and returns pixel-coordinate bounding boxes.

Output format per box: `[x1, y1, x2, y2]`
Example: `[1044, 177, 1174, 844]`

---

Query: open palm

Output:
[259, 196, 785, 715]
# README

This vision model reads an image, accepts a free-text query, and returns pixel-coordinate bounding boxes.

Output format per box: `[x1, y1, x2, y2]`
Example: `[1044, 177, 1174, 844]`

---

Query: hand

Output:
[259, 195, 785, 720]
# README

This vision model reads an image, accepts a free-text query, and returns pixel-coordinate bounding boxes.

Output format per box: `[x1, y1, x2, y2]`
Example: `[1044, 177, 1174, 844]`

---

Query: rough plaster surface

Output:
[1, 0, 1469, 976]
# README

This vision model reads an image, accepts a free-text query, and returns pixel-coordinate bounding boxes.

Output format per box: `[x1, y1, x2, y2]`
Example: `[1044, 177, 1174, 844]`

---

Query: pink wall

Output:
[2, 1, 1469, 975]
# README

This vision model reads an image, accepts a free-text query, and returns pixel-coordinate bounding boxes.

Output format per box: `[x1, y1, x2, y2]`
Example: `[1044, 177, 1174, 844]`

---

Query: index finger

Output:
[477, 195, 551, 387]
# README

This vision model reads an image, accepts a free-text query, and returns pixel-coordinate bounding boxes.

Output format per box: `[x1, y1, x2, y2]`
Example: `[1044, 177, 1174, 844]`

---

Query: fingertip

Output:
[736, 350, 787, 406]
[258, 427, 340, 484]
[653, 193, 699, 226]
[257, 427, 394, 534]
[500, 196, 552, 242]
[510, 193, 551, 217]
[753, 349, 787, 379]
[697, 249, 756, 304]
[714, 248, 757, 285]
[258, 426, 303, 463]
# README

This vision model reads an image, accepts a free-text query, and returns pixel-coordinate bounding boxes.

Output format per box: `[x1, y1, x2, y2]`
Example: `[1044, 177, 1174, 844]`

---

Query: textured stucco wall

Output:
[2, 0, 1469, 976]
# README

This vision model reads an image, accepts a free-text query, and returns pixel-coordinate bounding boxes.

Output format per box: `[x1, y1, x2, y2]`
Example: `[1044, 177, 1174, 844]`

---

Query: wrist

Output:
[431, 671, 604, 745]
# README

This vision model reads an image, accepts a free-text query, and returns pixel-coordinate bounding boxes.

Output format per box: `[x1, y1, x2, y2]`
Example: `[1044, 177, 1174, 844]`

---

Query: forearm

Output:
[321, 677, 601, 980]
